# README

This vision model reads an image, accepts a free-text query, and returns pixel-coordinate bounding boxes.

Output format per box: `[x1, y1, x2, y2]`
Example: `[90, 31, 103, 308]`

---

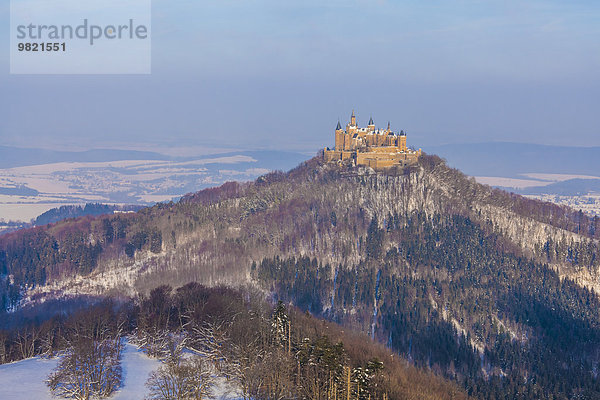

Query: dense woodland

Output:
[0, 285, 467, 399]
[34, 203, 143, 227]
[1, 154, 600, 398]
[254, 213, 600, 399]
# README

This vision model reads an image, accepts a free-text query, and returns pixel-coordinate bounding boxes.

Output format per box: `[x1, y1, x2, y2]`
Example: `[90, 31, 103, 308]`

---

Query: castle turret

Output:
[335, 121, 344, 151]
[367, 116, 375, 132]
[399, 130, 407, 151]
[347, 110, 358, 137]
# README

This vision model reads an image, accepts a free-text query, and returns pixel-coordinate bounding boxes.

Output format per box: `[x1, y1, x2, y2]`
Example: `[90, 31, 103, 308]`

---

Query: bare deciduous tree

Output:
[146, 356, 215, 400]
[47, 309, 124, 400]
[16, 326, 39, 359]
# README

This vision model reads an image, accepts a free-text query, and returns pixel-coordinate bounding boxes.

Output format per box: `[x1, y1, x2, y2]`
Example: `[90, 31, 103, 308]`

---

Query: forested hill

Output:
[2, 154, 600, 398]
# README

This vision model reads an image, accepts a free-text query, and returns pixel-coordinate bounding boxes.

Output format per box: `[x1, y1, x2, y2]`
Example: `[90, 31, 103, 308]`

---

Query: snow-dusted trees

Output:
[146, 354, 215, 400]
[134, 285, 393, 400]
[15, 325, 39, 359]
[143, 308, 217, 400]
[47, 306, 124, 400]
[185, 319, 230, 373]
[0, 331, 8, 364]
[131, 285, 176, 359]
[271, 301, 291, 352]
[296, 336, 347, 400]
[131, 325, 174, 360]
[47, 337, 123, 399]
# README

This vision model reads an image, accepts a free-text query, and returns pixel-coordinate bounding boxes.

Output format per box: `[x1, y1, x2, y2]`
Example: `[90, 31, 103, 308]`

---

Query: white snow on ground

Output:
[521, 173, 600, 182]
[112, 343, 161, 400]
[474, 176, 551, 189]
[0, 155, 261, 222]
[0, 342, 240, 400]
[0, 355, 58, 400]
[0, 343, 160, 400]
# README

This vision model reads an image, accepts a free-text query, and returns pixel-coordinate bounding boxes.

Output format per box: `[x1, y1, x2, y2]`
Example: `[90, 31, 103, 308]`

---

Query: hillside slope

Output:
[3, 154, 596, 298]
[2, 154, 600, 398]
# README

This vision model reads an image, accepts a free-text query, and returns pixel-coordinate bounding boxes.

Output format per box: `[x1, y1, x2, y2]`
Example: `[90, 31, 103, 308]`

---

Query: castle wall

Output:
[399, 136, 407, 152]
[325, 113, 421, 170]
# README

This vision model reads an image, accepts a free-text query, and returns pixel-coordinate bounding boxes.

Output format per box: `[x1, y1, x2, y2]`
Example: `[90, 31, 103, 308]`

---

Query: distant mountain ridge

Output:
[425, 142, 600, 177]
[0, 145, 309, 170]
[515, 178, 600, 196]
[0, 146, 172, 169]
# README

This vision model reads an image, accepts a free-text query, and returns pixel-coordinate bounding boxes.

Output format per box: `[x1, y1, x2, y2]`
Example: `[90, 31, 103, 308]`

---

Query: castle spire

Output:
[387, 121, 391, 131]
[350, 110, 356, 126]
[368, 116, 374, 125]
[336, 120, 342, 130]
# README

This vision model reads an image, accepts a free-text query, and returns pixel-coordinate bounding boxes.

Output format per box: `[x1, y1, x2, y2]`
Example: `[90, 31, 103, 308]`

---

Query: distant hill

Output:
[0, 146, 171, 169]
[0, 186, 39, 196]
[34, 203, 144, 226]
[0, 203, 145, 237]
[0, 145, 309, 171]
[515, 178, 600, 196]
[425, 142, 600, 177]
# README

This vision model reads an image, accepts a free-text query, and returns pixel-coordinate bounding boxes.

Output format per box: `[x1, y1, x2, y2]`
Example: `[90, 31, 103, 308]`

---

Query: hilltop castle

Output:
[323, 111, 421, 169]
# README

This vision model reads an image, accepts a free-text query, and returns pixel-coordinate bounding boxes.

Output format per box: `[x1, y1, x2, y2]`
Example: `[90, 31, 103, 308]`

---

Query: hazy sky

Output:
[1, 0, 599, 153]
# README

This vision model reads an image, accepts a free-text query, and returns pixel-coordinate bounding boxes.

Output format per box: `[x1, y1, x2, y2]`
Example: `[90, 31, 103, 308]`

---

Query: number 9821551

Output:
[17, 42, 66, 52]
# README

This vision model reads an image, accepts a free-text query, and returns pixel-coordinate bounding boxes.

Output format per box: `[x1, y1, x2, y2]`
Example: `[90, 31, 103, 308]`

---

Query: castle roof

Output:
[368, 116, 374, 125]
[336, 121, 342, 130]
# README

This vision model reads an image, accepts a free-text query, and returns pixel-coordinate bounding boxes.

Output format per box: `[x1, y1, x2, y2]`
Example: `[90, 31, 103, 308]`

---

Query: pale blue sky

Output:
[1, 0, 599, 152]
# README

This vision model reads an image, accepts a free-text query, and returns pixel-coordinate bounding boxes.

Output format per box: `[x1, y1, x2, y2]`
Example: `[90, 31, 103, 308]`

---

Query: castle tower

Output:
[334, 121, 344, 151]
[399, 130, 407, 151]
[347, 110, 358, 137]
[367, 116, 375, 132]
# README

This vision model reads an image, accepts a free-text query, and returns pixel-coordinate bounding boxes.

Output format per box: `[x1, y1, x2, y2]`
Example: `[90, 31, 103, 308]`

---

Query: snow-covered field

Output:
[523, 194, 600, 216]
[0, 342, 240, 400]
[0, 155, 270, 222]
[0, 343, 160, 400]
[474, 173, 600, 189]
[0, 355, 59, 399]
[474, 176, 551, 189]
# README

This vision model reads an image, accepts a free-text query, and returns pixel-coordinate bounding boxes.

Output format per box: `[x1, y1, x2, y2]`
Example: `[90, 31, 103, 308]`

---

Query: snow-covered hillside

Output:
[0, 355, 58, 399]
[0, 341, 240, 400]
[0, 344, 149, 400]
[0, 343, 160, 400]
